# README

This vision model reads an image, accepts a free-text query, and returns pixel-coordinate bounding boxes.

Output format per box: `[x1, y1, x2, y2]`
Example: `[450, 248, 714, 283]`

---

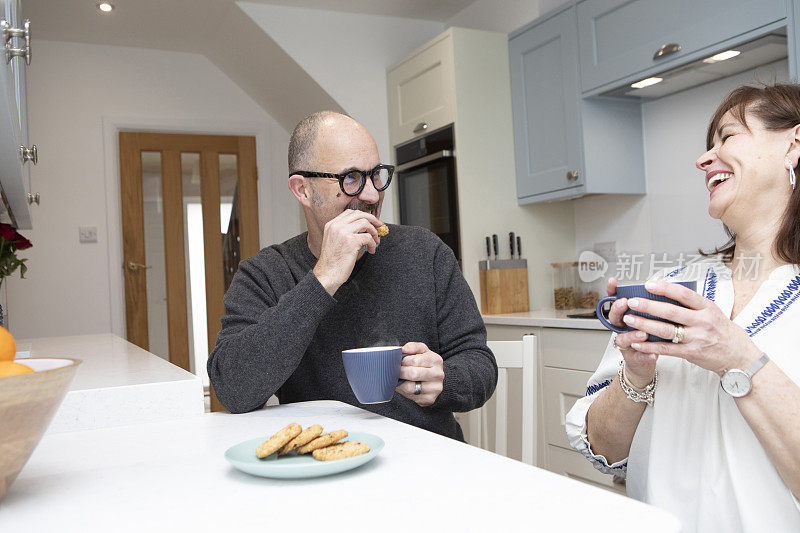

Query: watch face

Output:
[721, 370, 751, 398]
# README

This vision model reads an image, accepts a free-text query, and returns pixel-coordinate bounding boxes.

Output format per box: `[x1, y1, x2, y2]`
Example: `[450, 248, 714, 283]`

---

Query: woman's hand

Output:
[621, 280, 761, 373]
[606, 277, 658, 388]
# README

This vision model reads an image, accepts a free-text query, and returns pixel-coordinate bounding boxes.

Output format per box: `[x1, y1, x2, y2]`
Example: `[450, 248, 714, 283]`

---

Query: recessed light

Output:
[702, 50, 741, 64]
[97, 1, 114, 13]
[630, 77, 663, 89]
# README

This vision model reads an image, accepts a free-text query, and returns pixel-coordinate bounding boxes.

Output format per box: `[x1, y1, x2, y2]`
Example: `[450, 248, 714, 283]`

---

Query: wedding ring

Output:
[414, 381, 422, 395]
[612, 334, 620, 350]
[672, 325, 685, 344]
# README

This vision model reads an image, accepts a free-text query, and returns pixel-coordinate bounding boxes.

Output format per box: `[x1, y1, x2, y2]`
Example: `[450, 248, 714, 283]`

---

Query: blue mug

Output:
[342, 346, 409, 404]
[595, 281, 697, 342]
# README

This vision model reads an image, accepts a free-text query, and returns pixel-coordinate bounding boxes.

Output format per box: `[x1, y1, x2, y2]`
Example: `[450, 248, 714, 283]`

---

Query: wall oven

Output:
[395, 125, 460, 263]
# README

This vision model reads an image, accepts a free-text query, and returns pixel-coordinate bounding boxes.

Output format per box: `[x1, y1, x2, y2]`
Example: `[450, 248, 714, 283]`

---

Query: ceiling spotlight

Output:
[97, 1, 114, 13]
[703, 50, 741, 64]
[630, 77, 663, 89]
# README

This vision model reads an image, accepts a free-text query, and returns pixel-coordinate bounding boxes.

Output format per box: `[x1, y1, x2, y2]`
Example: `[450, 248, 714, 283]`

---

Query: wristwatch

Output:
[720, 353, 770, 398]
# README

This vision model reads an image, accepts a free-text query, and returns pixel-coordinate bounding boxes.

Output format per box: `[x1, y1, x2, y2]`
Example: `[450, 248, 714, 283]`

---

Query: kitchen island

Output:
[15, 333, 204, 433]
[1, 400, 681, 531]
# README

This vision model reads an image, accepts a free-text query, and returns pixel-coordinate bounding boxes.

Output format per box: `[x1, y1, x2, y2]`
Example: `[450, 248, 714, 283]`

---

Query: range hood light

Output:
[630, 77, 663, 89]
[703, 50, 741, 63]
[97, 1, 114, 13]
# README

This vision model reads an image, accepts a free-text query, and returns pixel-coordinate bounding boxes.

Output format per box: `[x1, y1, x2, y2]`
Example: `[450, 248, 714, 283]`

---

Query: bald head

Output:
[288, 111, 374, 174]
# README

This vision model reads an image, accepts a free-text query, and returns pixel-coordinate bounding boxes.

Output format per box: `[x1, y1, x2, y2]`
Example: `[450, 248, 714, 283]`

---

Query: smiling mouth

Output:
[707, 172, 733, 192]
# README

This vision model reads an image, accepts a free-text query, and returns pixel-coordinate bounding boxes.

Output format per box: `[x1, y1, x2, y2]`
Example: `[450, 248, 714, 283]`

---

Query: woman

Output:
[566, 83, 800, 533]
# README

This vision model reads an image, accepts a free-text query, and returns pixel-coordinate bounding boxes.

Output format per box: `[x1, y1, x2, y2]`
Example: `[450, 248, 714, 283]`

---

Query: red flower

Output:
[0, 223, 32, 249]
[0, 224, 17, 242]
[14, 235, 31, 250]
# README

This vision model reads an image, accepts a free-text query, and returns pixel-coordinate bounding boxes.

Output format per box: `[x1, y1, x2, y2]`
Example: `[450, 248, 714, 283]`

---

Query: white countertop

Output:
[483, 309, 607, 330]
[0, 400, 681, 532]
[15, 333, 204, 433]
[16, 333, 198, 390]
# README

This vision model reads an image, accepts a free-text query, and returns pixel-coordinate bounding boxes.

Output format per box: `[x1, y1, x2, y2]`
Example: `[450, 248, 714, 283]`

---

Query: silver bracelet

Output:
[618, 360, 658, 407]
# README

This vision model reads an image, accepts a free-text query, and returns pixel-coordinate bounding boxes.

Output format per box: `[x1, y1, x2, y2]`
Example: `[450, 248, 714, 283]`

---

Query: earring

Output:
[791, 165, 797, 191]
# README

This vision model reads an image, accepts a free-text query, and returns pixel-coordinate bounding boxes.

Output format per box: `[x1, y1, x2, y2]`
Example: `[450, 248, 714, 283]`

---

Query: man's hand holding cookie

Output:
[395, 342, 444, 407]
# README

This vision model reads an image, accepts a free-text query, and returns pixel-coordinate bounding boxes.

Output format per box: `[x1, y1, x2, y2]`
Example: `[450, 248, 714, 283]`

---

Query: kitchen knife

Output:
[492, 234, 498, 260]
[485, 236, 491, 260]
[509, 232, 515, 259]
[517, 236, 522, 259]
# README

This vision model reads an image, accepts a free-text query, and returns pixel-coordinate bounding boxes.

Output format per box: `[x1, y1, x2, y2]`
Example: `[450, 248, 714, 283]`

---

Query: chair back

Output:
[467, 335, 537, 465]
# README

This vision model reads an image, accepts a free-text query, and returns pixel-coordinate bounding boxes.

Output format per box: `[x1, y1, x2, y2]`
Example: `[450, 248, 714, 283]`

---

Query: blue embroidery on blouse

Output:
[745, 274, 800, 337]
[586, 379, 612, 396]
[665, 266, 687, 279]
[702, 268, 717, 301]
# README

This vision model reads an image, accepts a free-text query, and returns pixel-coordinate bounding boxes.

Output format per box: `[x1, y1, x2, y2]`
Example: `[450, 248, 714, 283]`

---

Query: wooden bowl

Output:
[0, 358, 80, 501]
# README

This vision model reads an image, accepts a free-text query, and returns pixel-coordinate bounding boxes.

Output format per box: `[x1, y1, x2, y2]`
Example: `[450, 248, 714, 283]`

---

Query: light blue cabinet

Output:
[509, 6, 645, 204]
[510, 8, 583, 201]
[0, 0, 32, 228]
[577, 0, 787, 94]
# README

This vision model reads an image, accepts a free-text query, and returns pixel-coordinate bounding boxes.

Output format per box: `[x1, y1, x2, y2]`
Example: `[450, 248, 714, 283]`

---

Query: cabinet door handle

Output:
[1, 19, 30, 65]
[413, 122, 429, 134]
[653, 43, 681, 60]
[567, 170, 579, 181]
[20, 144, 37, 165]
[26, 192, 39, 205]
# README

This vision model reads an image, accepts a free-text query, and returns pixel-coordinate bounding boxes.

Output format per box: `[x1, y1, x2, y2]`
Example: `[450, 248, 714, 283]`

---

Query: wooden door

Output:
[119, 132, 259, 412]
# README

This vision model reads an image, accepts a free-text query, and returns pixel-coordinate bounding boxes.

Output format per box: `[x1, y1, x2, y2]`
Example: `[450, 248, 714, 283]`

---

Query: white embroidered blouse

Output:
[565, 258, 800, 533]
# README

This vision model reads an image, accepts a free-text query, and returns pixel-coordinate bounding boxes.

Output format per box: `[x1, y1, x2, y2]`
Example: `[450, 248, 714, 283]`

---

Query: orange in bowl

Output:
[0, 326, 15, 362]
[0, 361, 32, 377]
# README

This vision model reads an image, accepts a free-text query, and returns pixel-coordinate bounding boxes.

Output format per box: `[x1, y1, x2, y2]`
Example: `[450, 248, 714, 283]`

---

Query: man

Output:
[208, 111, 496, 440]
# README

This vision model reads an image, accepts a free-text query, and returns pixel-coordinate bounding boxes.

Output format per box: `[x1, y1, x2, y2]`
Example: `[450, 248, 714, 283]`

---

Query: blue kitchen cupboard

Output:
[0, 0, 33, 228]
[577, 0, 787, 94]
[509, 6, 645, 204]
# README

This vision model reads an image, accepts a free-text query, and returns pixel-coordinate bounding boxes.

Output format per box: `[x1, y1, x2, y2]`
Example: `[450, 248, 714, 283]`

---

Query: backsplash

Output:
[574, 59, 790, 271]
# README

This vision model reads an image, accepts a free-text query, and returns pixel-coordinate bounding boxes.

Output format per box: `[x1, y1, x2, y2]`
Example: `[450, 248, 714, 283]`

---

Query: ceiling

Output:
[23, 0, 344, 131]
[242, 0, 479, 21]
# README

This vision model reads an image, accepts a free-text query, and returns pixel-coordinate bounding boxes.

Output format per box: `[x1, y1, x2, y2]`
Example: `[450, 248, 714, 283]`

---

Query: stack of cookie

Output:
[255, 423, 370, 461]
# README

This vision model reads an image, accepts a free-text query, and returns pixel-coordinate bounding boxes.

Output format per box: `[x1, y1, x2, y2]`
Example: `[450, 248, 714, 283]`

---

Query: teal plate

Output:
[224, 431, 384, 479]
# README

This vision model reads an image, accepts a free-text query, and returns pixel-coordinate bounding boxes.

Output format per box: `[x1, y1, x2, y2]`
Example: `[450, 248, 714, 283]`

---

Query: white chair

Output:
[466, 335, 537, 465]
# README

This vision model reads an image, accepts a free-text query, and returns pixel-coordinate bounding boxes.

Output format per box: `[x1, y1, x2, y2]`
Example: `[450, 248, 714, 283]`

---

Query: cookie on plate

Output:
[255, 423, 302, 459]
[295, 430, 348, 455]
[278, 424, 324, 455]
[312, 440, 370, 461]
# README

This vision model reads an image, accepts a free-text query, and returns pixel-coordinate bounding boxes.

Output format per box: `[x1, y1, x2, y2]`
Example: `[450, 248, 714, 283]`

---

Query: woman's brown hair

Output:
[702, 83, 800, 264]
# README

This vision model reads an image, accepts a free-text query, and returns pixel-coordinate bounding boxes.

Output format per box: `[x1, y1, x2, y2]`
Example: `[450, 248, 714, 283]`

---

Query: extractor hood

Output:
[603, 32, 788, 100]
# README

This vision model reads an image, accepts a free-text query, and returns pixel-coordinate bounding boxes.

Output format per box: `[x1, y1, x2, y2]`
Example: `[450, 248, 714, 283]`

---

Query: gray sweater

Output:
[207, 224, 497, 440]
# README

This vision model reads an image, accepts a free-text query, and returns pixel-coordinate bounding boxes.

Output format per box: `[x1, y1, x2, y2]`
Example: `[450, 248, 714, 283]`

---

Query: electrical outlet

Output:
[79, 226, 98, 243]
[594, 241, 617, 262]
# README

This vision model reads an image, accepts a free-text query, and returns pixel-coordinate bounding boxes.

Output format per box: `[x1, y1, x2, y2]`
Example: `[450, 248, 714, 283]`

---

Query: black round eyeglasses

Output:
[291, 164, 394, 197]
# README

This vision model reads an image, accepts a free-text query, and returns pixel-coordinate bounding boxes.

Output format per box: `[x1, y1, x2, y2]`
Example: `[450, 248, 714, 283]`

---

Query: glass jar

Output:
[551, 262, 578, 310]
[577, 277, 603, 310]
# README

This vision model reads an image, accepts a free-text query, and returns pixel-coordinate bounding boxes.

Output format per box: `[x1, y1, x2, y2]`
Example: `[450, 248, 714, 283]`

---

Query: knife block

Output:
[478, 259, 530, 314]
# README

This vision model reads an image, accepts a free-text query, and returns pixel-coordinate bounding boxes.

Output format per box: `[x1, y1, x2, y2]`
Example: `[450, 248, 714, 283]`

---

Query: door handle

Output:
[413, 122, 429, 134]
[127, 261, 152, 272]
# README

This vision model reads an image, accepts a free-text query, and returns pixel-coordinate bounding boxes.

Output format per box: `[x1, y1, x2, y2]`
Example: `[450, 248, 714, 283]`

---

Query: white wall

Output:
[7, 40, 301, 339]
[446, 0, 540, 34]
[574, 60, 790, 266]
[237, 1, 446, 223]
